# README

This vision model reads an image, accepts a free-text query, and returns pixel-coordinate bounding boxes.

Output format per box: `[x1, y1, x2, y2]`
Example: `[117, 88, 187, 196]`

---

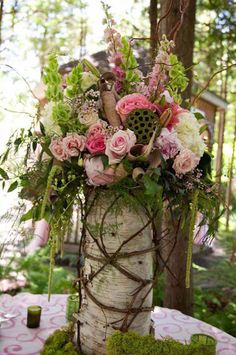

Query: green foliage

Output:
[120, 36, 140, 93]
[41, 324, 78, 355]
[43, 53, 63, 101]
[106, 331, 216, 355]
[15, 247, 75, 294]
[52, 102, 71, 126]
[66, 63, 83, 98]
[167, 54, 189, 102]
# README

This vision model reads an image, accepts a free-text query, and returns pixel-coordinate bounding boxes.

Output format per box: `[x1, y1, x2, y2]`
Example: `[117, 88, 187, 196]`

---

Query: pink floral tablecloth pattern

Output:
[0, 293, 236, 355]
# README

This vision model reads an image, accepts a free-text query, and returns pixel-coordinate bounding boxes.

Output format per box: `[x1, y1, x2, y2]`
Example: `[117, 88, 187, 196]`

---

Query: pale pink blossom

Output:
[105, 129, 136, 164]
[116, 94, 157, 122]
[104, 28, 117, 42]
[155, 128, 182, 160]
[63, 133, 86, 157]
[86, 133, 106, 154]
[84, 156, 115, 186]
[173, 149, 200, 175]
[160, 90, 174, 104]
[87, 121, 106, 138]
[49, 138, 69, 161]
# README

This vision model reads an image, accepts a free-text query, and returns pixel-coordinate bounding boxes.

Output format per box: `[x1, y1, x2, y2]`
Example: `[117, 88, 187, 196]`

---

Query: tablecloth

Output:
[0, 293, 236, 355]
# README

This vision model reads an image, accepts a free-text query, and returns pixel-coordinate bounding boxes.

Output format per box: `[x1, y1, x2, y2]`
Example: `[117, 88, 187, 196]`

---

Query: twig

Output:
[192, 63, 236, 105]
[0, 64, 38, 100]
[156, 0, 174, 44]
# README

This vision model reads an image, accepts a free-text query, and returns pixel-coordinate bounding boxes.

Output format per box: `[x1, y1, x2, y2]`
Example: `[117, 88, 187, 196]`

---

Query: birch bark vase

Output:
[78, 193, 154, 355]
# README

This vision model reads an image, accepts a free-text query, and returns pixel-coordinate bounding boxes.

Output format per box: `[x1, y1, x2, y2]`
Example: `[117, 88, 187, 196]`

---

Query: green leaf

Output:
[82, 58, 100, 78]
[194, 111, 205, 120]
[1, 148, 10, 164]
[100, 155, 109, 168]
[20, 207, 34, 222]
[0, 167, 9, 180]
[199, 124, 208, 134]
[7, 180, 18, 192]
[41, 143, 53, 157]
[40, 122, 46, 136]
[32, 139, 37, 152]
[143, 174, 161, 196]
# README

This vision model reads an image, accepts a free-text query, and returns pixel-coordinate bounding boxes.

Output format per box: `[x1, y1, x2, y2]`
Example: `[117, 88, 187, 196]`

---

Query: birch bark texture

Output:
[78, 193, 154, 355]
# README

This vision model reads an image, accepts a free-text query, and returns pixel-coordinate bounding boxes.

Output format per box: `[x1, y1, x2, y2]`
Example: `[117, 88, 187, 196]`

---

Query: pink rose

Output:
[87, 121, 106, 139]
[84, 156, 115, 186]
[86, 133, 106, 154]
[49, 138, 68, 161]
[116, 93, 157, 122]
[173, 149, 200, 175]
[155, 128, 182, 160]
[63, 133, 86, 157]
[105, 129, 136, 164]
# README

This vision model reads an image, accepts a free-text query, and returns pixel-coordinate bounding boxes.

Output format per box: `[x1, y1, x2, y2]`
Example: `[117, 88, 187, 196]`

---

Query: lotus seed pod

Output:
[125, 109, 161, 144]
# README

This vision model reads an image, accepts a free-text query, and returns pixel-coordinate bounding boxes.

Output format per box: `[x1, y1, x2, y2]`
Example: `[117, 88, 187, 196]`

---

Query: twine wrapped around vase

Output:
[77, 192, 156, 355]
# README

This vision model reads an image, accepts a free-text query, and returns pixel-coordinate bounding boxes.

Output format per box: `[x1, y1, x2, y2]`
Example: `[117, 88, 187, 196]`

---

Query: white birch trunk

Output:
[78, 194, 154, 355]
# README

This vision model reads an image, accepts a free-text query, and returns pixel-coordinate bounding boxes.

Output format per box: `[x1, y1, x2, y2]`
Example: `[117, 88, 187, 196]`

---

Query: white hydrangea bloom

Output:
[175, 111, 205, 158]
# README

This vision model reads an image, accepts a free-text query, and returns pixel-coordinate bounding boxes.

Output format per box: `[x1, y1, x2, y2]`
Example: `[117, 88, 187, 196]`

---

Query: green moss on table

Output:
[106, 331, 216, 355]
[40, 326, 79, 355]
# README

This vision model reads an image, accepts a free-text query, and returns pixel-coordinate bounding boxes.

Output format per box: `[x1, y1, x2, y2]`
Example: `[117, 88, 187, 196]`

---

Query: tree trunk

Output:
[160, 0, 196, 105]
[159, 0, 196, 315]
[78, 193, 154, 354]
[162, 214, 193, 315]
[149, 0, 158, 61]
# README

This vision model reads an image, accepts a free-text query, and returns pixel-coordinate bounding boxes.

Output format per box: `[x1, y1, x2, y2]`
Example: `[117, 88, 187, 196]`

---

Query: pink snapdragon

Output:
[105, 129, 136, 164]
[63, 133, 86, 157]
[155, 128, 182, 160]
[84, 156, 115, 186]
[116, 94, 157, 122]
[49, 138, 68, 161]
[112, 66, 125, 93]
[173, 149, 199, 175]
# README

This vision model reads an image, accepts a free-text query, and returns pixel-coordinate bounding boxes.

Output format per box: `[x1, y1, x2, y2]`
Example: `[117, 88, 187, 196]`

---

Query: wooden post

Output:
[225, 113, 236, 230]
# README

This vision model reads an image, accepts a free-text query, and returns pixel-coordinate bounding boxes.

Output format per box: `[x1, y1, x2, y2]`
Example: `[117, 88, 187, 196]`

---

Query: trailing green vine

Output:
[185, 190, 199, 288]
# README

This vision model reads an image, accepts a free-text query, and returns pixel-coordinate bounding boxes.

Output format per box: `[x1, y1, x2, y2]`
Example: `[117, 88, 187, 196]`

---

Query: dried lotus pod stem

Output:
[160, 108, 172, 127]
[100, 73, 121, 127]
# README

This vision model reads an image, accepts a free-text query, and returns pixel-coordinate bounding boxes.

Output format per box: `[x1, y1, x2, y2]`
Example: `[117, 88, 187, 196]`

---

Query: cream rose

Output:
[105, 129, 136, 164]
[173, 149, 199, 175]
[79, 108, 99, 126]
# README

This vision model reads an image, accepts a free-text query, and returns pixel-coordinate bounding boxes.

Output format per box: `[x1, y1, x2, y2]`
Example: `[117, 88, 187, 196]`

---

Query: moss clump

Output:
[106, 331, 216, 355]
[40, 324, 79, 355]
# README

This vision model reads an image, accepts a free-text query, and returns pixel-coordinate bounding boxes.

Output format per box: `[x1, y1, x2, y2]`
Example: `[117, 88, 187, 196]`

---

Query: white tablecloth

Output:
[0, 293, 236, 354]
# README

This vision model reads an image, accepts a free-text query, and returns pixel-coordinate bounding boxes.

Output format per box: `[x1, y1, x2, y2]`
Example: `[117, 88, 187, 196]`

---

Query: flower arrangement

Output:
[0, 3, 218, 296]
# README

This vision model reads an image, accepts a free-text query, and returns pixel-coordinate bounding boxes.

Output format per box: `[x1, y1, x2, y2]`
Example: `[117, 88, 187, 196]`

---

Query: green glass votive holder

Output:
[191, 333, 217, 354]
[27, 305, 42, 328]
[66, 294, 79, 322]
